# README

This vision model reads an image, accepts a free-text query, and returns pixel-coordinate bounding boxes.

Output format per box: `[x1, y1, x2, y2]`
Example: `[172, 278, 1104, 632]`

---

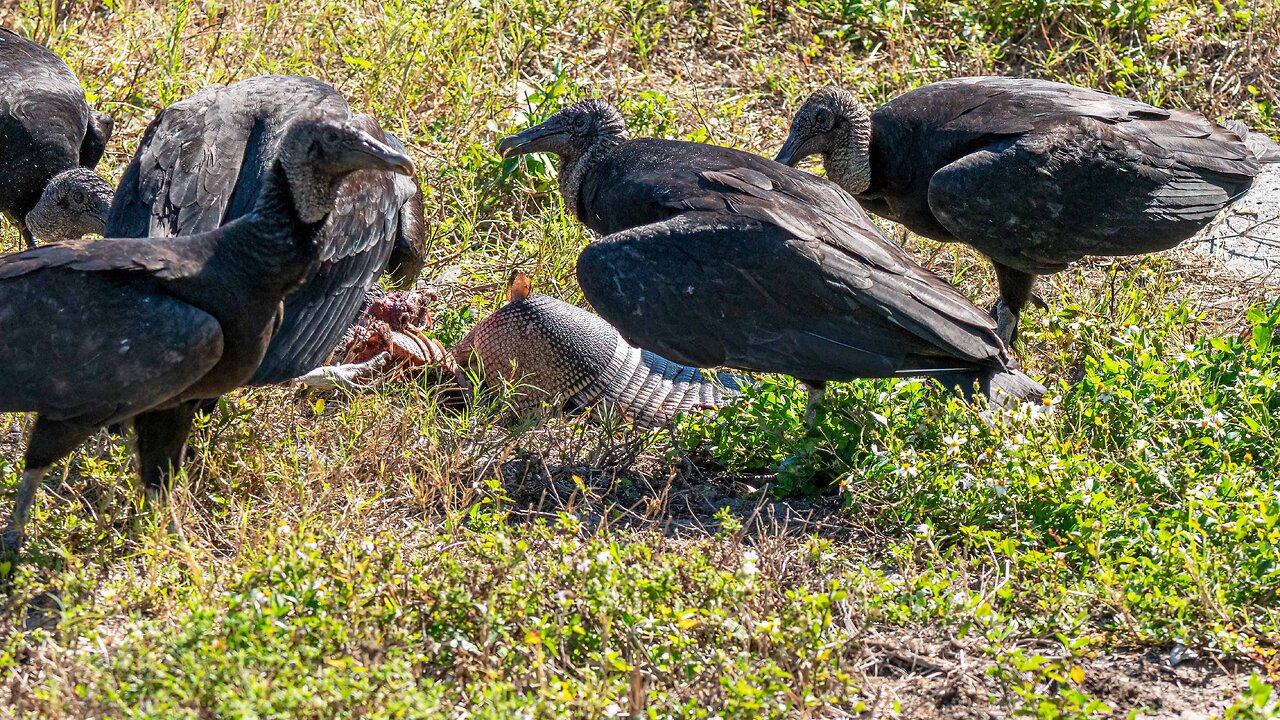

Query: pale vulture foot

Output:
[803, 382, 826, 425]
[994, 300, 1020, 347]
[296, 352, 393, 391]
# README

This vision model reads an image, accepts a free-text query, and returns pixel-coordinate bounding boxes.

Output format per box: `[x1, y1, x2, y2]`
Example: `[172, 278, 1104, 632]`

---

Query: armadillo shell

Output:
[453, 294, 741, 427]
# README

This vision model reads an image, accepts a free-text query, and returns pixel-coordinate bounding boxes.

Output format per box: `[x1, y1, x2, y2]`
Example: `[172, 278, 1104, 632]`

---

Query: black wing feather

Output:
[107, 76, 420, 384]
[577, 139, 1010, 380]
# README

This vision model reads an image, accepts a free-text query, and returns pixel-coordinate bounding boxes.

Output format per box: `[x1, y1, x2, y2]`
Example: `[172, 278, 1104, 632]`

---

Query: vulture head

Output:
[25, 167, 114, 244]
[498, 99, 628, 217]
[498, 99, 627, 162]
[279, 117, 417, 224]
[775, 86, 873, 195]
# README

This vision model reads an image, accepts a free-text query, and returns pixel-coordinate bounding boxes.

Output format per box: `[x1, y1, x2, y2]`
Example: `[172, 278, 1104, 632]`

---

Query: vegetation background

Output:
[1, 0, 1278, 717]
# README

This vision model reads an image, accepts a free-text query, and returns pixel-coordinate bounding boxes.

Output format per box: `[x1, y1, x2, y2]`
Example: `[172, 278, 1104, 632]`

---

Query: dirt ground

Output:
[846, 634, 1255, 719]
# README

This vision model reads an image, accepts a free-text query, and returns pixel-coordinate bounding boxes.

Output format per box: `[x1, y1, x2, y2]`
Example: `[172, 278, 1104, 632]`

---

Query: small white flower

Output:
[942, 433, 966, 456]
[741, 549, 759, 576]
[603, 704, 622, 718]
[1194, 411, 1226, 434]
[277, 523, 292, 536]
[915, 523, 932, 536]
[595, 550, 611, 564]
[360, 537, 375, 554]
[575, 559, 592, 573]
[893, 462, 920, 478]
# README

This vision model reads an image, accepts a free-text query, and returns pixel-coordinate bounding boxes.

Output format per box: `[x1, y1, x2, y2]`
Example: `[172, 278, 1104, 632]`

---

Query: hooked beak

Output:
[498, 123, 566, 158]
[774, 131, 819, 168]
[346, 133, 416, 176]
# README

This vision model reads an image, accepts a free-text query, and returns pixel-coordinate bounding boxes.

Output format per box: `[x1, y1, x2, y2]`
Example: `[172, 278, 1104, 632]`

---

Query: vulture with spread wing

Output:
[108, 74, 426, 384]
[1, 117, 415, 551]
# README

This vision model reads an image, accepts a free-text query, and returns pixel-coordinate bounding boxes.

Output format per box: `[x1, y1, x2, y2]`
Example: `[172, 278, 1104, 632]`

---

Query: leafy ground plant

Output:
[1, 0, 1279, 716]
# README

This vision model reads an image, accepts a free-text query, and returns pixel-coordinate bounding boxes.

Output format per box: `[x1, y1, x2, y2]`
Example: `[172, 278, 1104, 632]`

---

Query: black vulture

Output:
[107, 74, 426, 385]
[0, 116, 415, 551]
[0, 27, 114, 247]
[775, 77, 1280, 343]
[498, 99, 1040, 415]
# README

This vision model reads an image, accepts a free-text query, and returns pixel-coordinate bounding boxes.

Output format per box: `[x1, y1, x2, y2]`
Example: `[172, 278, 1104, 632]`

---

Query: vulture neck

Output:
[214, 161, 324, 296]
[823, 122, 873, 196]
[560, 135, 625, 219]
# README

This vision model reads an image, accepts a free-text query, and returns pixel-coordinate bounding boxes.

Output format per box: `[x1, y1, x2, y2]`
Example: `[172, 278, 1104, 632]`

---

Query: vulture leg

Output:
[801, 380, 826, 425]
[20, 227, 36, 249]
[2, 468, 49, 551]
[991, 263, 1038, 347]
[2, 417, 100, 551]
[135, 402, 200, 501]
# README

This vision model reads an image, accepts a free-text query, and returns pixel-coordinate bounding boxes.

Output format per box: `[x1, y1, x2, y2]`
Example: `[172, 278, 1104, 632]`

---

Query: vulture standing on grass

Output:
[108, 74, 427, 385]
[498, 99, 1042, 414]
[774, 77, 1280, 343]
[0, 116, 415, 551]
[0, 28, 115, 247]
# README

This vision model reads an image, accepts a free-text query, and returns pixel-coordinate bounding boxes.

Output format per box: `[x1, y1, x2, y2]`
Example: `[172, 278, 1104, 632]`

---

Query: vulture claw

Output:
[296, 352, 393, 392]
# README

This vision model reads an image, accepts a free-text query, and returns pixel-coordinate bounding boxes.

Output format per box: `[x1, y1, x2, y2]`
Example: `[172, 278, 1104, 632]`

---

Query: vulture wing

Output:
[249, 117, 423, 384]
[0, 269, 222, 425]
[0, 28, 91, 170]
[578, 202, 1005, 381]
[107, 75, 347, 239]
[107, 76, 424, 384]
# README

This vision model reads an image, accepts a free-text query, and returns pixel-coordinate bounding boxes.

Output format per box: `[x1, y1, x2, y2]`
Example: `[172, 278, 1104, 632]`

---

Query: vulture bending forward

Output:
[499, 99, 1041, 412]
[0, 28, 114, 246]
[0, 117, 415, 551]
[775, 77, 1280, 343]
[108, 74, 426, 385]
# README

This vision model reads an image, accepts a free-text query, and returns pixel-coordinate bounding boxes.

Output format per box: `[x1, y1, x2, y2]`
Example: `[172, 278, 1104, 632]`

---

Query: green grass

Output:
[2, 0, 1279, 716]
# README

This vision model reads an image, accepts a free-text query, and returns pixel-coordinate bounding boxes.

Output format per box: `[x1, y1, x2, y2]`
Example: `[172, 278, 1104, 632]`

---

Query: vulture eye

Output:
[815, 107, 835, 132]
[571, 113, 592, 133]
[71, 190, 86, 205]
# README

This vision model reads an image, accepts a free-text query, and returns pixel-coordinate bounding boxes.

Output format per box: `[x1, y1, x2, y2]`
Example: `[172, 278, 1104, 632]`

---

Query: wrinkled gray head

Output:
[25, 167, 114, 244]
[497, 99, 629, 217]
[774, 86, 873, 194]
[497, 98, 628, 162]
[278, 116, 416, 224]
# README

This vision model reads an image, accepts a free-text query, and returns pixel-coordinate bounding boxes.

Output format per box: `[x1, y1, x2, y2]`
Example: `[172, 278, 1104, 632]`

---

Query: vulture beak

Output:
[498, 123, 566, 158]
[346, 134, 416, 176]
[774, 131, 818, 168]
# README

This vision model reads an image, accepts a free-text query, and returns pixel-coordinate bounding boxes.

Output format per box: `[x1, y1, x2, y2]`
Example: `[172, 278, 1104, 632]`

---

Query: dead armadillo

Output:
[452, 271, 742, 427]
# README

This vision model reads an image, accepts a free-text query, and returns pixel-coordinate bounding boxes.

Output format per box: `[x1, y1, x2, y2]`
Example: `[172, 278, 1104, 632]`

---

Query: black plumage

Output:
[0, 27, 114, 246]
[0, 117, 415, 551]
[499, 99, 1040, 410]
[776, 77, 1280, 342]
[107, 74, 426, 385]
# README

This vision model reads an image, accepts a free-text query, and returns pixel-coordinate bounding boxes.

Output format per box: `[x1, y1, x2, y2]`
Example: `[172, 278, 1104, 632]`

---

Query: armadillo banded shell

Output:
[453, 294, 740, 427]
